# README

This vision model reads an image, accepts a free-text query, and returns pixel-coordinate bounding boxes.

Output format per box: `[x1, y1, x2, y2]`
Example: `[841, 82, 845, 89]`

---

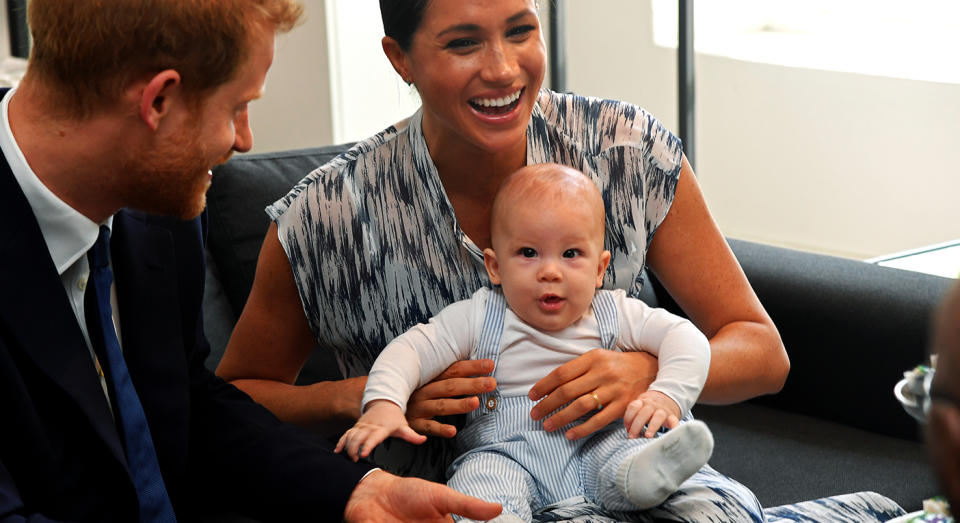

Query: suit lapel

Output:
[111, 210, 189, 455]
[0, 156, 127, 466]
[111, 210, 184, 365]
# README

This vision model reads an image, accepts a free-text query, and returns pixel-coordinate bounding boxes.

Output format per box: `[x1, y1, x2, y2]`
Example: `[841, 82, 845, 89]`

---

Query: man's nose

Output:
[232, 109, 253, 153]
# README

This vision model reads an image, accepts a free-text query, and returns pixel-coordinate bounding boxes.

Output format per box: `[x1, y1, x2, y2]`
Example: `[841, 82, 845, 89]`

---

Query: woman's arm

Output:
[216, 222, 495, 436]
[216, 222, 364, 434]
[645, 154, 789, 404]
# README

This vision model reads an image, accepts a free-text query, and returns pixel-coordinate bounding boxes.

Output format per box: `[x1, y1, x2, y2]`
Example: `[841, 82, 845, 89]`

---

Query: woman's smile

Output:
[469, 87, 524, 114]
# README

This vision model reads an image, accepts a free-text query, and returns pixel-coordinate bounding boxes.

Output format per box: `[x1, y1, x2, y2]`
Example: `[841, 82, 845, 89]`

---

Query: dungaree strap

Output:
[473, 288, 508, 419]
[592, 290, 620, 351]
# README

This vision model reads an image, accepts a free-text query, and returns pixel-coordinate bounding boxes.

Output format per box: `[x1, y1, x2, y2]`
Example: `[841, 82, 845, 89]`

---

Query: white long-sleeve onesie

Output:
[362, 287, 710, 417]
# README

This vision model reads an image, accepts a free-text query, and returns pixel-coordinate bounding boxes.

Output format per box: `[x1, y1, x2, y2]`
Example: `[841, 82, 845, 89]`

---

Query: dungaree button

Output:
[485, 397, 497, 410]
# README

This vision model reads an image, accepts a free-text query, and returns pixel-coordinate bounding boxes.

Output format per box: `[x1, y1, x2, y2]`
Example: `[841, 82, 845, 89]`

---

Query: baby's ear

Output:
[596, 250, 611, 287]
[483, 248, 502, 285]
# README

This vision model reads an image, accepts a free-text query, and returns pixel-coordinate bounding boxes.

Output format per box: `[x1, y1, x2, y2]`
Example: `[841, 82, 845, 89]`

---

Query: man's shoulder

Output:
[114, 209, 204, 243]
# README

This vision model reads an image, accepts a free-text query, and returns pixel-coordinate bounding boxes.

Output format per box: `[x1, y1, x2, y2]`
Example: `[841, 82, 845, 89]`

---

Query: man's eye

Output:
[520, 247, 537, 258]
[562, 249, 580, 258]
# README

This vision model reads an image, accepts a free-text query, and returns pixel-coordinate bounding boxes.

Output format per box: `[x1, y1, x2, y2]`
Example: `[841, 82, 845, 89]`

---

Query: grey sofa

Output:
[202, 144, 952, 518]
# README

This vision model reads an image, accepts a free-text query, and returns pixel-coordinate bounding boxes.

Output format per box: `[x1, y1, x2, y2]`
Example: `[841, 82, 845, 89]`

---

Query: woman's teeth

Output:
[472, 90, 522, 108]
[470, 89, 524, 115]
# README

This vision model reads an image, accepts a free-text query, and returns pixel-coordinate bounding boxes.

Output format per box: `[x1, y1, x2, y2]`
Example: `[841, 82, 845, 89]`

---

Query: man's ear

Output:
[382, 36, 413, 84]
[138, 70, 182, 131]
[483, 248, 502, 285]
[596, 250, 611, 287]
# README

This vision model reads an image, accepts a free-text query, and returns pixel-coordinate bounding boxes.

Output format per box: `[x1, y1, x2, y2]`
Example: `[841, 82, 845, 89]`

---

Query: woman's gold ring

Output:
[591, 392, 603, 411]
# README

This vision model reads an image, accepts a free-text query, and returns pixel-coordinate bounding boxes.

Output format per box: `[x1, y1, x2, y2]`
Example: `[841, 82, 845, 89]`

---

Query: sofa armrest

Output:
[727, 238, 952, 440]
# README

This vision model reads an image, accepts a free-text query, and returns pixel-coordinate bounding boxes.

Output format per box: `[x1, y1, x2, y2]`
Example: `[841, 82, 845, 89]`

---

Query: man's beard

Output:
[120, 126, 212, 220]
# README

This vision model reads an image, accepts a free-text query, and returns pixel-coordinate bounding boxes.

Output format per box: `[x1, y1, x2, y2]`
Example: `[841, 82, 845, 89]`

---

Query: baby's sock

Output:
[616, 420, 714, 509]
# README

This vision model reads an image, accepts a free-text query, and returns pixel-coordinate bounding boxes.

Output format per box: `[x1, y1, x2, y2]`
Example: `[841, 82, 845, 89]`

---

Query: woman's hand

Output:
[528, 349, 658, 440]
[406, 359, 497, 438]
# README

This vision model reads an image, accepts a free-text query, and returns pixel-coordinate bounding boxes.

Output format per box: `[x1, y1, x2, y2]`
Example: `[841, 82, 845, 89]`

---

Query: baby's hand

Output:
[623, 390, 681, 438]
[335, 400, 427, 461]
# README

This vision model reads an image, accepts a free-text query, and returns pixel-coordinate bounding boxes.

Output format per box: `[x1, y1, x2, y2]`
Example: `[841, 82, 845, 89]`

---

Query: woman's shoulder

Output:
[535, 89, 680, 159]
[311, 119, 414, 185]
[536, 89, 651, 136]
[266, 119, 416, 220]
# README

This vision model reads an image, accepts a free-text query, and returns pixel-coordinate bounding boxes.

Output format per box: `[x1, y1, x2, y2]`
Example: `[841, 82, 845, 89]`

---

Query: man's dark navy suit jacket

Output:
[0, 88, 370, 522]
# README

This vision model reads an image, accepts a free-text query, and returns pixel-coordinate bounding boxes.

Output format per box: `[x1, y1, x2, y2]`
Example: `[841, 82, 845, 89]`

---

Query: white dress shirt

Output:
[0, 87, 117, 404]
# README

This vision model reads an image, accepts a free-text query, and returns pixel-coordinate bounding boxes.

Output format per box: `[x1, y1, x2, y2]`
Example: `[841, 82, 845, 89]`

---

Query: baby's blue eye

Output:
[562, 249, 580, 258]
[520, 247, 537, 258]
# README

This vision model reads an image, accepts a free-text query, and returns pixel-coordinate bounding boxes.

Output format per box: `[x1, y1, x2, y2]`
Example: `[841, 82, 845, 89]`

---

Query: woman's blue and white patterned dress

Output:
[267, 88, 682, 482]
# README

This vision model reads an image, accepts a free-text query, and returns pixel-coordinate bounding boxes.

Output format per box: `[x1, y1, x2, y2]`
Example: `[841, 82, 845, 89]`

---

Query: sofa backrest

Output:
[207, 145, 354, 317]
[730, 238, 952, 440]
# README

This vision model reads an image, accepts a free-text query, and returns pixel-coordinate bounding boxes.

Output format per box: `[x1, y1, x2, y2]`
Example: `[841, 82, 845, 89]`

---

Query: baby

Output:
[337, 163, 715, 521]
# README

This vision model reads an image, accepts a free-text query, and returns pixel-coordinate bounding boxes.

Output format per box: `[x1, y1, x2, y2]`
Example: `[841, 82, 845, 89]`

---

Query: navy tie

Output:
[87, 226, 176, 522]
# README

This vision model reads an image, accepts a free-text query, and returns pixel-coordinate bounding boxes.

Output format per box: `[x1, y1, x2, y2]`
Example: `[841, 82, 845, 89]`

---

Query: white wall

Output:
[323, 0, 423, 143]
[564, 0, 960, 259]
[248, 0, 334, 153]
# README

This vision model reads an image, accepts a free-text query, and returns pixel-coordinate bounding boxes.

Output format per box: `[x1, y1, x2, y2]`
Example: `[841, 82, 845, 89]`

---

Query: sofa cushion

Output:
[696, 402, 935, 511]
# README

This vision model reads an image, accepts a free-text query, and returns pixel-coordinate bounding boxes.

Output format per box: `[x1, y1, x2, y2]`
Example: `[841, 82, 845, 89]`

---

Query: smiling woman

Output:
[380, 0, 545, 172]
[217, 0, 788, 520]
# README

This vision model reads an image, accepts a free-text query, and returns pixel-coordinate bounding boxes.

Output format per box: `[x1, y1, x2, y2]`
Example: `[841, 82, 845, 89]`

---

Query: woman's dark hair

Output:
[379, 0, 431, 51]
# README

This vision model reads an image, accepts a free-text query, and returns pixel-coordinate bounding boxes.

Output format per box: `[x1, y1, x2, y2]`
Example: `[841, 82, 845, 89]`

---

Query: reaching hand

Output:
[344, 470, 502, 523]
[406, 359, 497, 438]
[624, 389, 681, 438]
[527, 349, 658, 440]
[335, 400, 426, 461]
